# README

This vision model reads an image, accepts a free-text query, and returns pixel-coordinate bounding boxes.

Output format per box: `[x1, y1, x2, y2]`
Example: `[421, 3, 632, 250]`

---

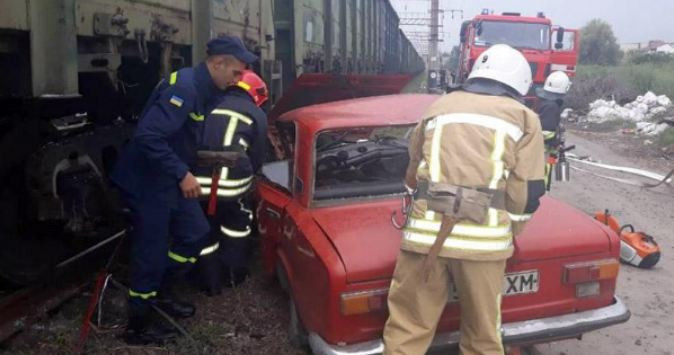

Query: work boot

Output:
[223, 266, 249, 288]
[158, 263, 197, 318]
[195, 254, 223, 296]
[124, 310, 178, 345]
[153, 292, 196, 318]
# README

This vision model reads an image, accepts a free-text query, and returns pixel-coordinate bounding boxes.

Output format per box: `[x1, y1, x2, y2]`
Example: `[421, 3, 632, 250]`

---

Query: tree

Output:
[579, 19, 623, 65]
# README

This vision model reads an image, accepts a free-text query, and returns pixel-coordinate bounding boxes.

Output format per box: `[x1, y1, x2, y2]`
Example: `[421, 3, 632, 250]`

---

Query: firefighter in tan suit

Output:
[383, 44, 546, 355]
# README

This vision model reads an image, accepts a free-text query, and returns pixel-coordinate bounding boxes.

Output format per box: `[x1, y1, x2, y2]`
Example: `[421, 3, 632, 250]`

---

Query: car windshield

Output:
[474, 21, 550, 50]
[313, 125, 413, 201]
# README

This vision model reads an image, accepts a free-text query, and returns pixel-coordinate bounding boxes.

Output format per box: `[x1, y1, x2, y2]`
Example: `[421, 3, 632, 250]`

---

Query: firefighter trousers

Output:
[383, 250, 506, 355]
[196, 198, 253, 292]
[122, 188, 210, 311]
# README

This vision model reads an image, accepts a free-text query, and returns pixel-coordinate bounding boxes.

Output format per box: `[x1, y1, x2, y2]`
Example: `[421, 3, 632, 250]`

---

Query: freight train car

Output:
[0, 0, 424, 285]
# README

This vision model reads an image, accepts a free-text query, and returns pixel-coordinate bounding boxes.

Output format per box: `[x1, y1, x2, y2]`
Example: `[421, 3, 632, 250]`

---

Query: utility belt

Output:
[415, 180, 505, 225]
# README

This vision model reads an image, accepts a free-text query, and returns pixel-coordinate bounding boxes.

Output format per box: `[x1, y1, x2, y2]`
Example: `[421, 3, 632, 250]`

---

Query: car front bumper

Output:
[308, 297, 630, 355]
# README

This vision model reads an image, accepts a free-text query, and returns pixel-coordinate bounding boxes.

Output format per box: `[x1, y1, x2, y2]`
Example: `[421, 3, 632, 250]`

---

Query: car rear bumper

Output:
[308, 297, 630, 355]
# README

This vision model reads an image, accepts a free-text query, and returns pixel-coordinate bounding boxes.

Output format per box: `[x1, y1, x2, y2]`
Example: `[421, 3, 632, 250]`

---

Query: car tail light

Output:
[564, 258, 619, 284]
[340, 289, 388, 316]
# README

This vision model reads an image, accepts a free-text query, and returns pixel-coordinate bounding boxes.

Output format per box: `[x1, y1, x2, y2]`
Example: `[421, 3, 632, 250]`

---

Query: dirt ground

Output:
[533, 129, 674, 355]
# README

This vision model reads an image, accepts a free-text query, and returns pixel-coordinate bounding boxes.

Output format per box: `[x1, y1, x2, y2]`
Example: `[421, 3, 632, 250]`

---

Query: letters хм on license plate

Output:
[447, 270, 539, 302]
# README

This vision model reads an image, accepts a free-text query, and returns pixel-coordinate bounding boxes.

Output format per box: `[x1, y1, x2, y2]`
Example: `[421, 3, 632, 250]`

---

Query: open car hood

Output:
[311, 196, 613, 284]
[269, 73, 414, 122]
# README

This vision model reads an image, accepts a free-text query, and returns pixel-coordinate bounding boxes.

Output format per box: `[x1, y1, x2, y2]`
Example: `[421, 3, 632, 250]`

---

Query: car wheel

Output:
[288, 293, 309, 350]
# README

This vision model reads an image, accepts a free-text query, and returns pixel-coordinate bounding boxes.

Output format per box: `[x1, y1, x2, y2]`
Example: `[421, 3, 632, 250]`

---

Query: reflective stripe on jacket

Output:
[195, 88, 267, 200]
[403, 90, 546, 261]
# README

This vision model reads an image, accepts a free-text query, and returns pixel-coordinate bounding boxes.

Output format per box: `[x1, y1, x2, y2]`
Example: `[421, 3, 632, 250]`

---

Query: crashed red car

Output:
[256, 94, 630, 354]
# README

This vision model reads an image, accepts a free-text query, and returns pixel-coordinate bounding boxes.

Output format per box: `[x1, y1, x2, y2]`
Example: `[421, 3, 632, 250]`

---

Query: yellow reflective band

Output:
[425, 210, 435, 220]
[189, 112, 204, 122]
[220, 225, 252, 238]
[129, 290, 157, 300]
[210, 109, 254, 124]
[488, 208, 499, 227]
[198, 175, 253, 188]
[237, 81, 251, 91]
[489, 130, 507, 190]
[403, 230, 512, 251]
[430, 116, 443, 182]
[507, 212, 532, 222]
[238, 138, 249, 150]
[169, 71, 178, 85]
[168, 251, 196, 264]
[407, 217, 511, 238]
[543, 130, 557, 140]
[428, 113, 524, 142]
[219, 175, 253, 187]
[224, 116, 238, 145]
[199, 242, 220, 256]
[200, 182, 252, 197]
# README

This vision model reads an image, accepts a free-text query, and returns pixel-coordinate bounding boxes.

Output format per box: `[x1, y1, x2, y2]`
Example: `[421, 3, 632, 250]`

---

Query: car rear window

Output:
[313, 125, 413, 201]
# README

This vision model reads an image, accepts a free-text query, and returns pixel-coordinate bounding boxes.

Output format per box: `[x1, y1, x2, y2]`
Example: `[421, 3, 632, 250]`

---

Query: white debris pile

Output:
[586, 91, 672, 123]
[636, 121, 670, 136]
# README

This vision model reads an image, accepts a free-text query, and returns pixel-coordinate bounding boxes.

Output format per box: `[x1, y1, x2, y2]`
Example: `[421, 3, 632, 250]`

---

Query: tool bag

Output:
[416, 180, 505, 225]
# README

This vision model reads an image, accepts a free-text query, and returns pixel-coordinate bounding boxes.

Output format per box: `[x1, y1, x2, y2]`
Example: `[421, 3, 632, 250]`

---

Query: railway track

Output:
[0, 230, 126, 343]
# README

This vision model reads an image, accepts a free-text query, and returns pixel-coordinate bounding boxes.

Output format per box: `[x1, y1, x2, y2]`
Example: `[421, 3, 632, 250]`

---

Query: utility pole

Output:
[429, 0, 440, 71]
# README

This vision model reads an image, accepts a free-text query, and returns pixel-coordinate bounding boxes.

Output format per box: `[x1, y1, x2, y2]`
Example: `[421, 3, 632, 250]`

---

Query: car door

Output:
[257, 160, 294, 274]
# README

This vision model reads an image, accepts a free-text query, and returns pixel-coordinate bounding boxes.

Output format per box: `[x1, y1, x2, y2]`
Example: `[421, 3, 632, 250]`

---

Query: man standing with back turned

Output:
[111, 35, 258, 344]
[383, 44, 546, 355]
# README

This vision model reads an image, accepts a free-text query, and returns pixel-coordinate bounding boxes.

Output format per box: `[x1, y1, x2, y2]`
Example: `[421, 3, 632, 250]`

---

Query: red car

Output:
[256, 94, 630, 354]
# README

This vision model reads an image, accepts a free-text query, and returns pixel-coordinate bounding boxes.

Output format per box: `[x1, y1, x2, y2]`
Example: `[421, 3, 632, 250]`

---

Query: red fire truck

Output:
[455, 11, 579, 102]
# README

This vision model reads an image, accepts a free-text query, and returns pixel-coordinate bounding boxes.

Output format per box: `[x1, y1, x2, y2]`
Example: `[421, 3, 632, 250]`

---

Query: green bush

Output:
[567, 63, 674, 109]
[626, 51, 674, 65]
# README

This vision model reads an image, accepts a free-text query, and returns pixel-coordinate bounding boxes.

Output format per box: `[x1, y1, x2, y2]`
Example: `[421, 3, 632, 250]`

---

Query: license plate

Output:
[503, 270, 539, 296]
[447, 270, 539, 302]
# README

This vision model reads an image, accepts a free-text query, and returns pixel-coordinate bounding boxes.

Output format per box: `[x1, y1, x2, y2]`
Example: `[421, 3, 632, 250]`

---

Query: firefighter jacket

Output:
[195, 88, 268, 200]
[111, 63, 224, 203]
[402, 90, 546, 261]
[536, 98, 563, 150]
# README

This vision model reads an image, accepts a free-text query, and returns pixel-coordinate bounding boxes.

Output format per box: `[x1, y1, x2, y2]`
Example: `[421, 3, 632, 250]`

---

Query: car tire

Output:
[288, 293, 309, 351]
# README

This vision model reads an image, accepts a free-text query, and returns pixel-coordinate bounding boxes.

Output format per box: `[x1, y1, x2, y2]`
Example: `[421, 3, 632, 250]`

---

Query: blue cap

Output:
[206, 35, 258, 64]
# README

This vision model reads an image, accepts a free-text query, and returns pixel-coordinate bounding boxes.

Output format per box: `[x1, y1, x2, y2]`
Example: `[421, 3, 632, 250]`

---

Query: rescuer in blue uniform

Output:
[110, 35, 258, 345]
[194, 70, 269, 295]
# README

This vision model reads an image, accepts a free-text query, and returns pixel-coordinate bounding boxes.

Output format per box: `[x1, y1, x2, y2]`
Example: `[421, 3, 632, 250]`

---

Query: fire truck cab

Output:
[456, 11, 579, 100]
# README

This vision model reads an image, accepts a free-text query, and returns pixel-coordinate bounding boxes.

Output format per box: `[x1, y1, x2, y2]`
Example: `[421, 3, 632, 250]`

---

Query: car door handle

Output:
[266, 207, 281, 219]
[282, 223, 294, 240]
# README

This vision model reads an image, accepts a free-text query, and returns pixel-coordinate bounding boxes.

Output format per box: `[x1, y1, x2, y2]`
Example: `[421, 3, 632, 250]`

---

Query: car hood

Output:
[312, 196, 613, 284]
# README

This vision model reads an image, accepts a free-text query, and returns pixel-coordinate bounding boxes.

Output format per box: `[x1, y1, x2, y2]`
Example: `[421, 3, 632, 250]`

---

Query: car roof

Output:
[277, 94, 439, 132]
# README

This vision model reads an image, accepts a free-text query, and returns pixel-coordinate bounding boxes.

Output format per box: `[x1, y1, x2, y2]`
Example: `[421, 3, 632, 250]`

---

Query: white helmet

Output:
[467, 44, 532, 96]
[543, 71, 571, 94]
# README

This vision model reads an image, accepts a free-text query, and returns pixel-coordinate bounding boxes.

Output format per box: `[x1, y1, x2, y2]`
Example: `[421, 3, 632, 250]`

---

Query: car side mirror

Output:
[555, 27, 565, 49]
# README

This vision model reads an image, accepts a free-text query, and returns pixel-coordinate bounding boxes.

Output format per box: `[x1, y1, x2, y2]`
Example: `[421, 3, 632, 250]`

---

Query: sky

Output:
[390, 0, 674, 53]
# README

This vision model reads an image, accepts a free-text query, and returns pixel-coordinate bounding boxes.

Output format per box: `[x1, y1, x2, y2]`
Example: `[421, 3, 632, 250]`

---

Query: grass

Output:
[572, 62, 674, 106]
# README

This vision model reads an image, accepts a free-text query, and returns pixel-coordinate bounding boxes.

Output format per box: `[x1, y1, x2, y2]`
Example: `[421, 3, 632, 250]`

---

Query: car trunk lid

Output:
[312, 196, 612, 284]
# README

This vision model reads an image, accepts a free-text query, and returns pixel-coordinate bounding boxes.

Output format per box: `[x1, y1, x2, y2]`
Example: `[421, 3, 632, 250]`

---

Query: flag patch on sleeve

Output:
[169, 95, 184, 107]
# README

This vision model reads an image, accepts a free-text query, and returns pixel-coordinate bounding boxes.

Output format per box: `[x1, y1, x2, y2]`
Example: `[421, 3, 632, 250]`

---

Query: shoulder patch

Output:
[169, 95, 184, 107]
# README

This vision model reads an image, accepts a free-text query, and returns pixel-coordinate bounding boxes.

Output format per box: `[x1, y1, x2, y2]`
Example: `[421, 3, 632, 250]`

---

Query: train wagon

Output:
[0, 0, 424, 285]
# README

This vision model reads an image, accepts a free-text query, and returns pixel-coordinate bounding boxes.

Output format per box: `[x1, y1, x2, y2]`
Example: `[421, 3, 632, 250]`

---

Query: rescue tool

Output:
[196, 150, 241, 216]
[595, 210, 661, 268]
